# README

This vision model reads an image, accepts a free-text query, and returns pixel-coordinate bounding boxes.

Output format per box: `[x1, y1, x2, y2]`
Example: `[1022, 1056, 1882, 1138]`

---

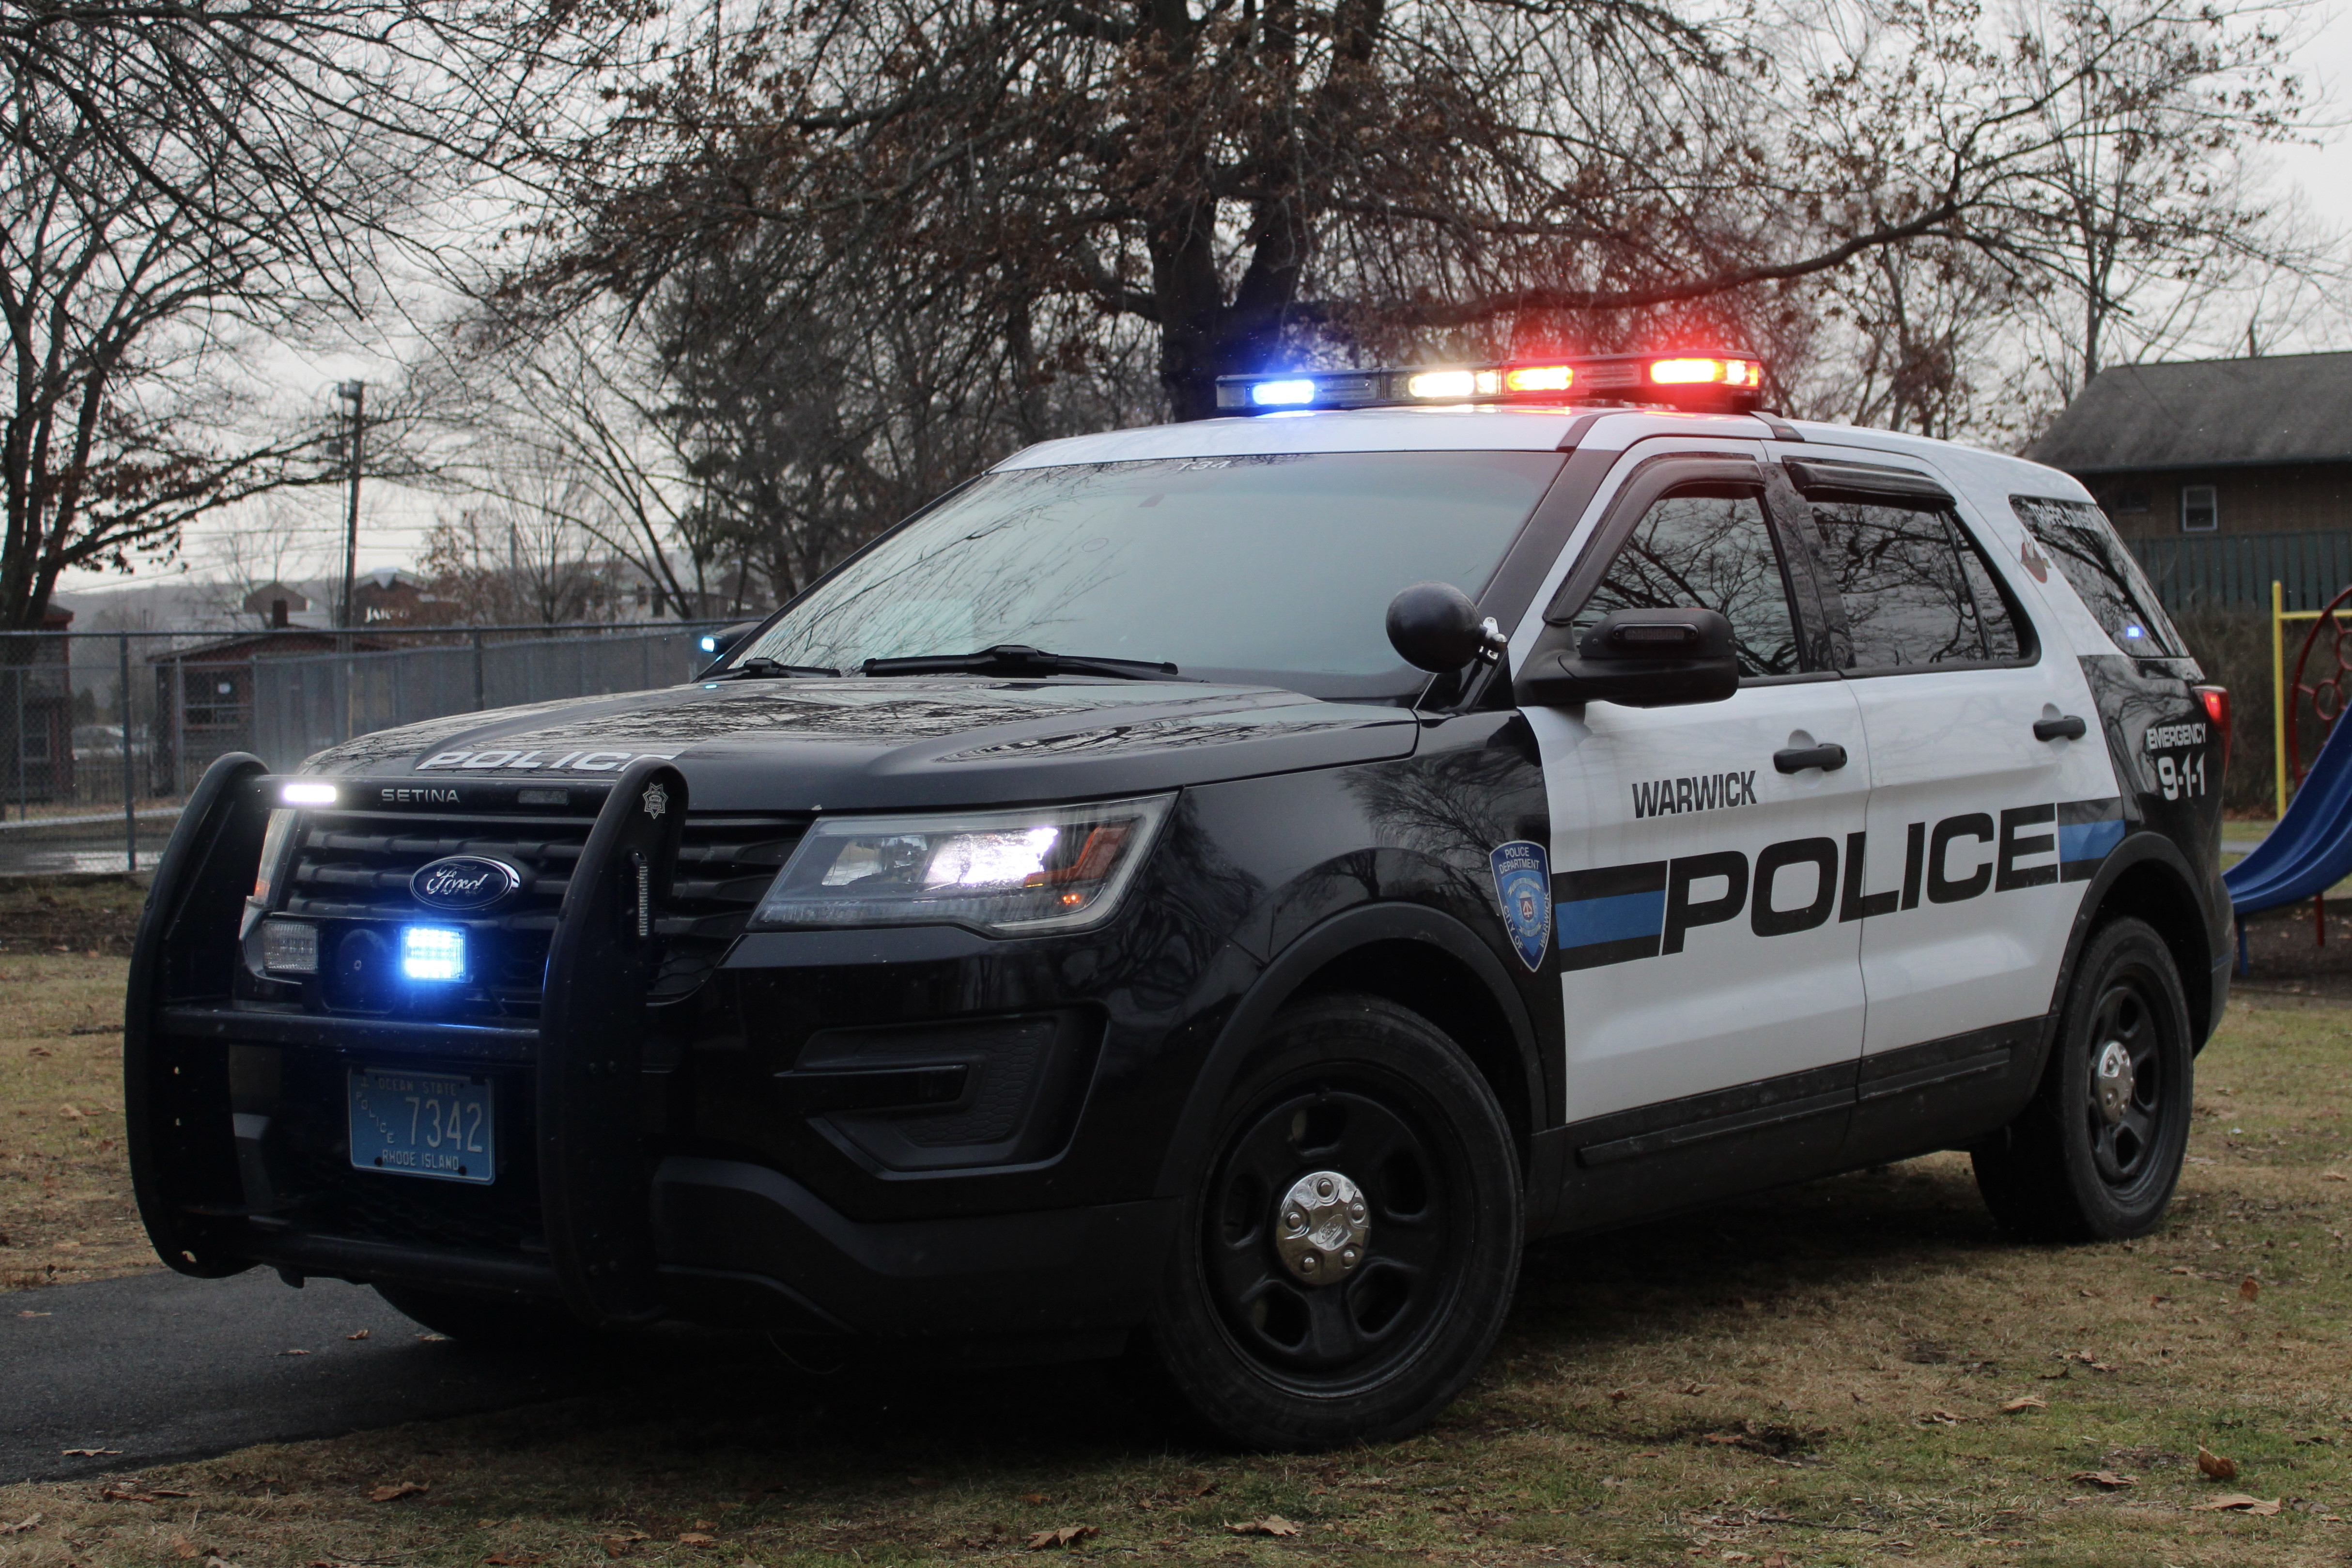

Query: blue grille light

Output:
[1250, 378, 1317, 407]
[401, 925, 467, 982]
[2124, 624, 2145, 640]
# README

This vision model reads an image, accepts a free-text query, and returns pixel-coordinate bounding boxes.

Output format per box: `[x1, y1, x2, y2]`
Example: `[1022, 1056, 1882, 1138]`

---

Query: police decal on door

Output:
[1552, 794, 2124, 969]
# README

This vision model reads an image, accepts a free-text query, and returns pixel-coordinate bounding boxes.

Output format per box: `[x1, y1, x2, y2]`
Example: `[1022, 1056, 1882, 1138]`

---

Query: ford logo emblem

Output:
[410, 855, 523, 912]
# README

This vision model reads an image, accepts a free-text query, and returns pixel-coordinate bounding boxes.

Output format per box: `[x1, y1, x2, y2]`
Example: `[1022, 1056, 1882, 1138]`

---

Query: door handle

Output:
[1774, 743, 1848, 774]
[2034, 715, 2088, 742]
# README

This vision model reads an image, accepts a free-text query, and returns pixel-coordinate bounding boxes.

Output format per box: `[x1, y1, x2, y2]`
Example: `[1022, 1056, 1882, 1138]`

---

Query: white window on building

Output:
[2181, 484, 2218, 532]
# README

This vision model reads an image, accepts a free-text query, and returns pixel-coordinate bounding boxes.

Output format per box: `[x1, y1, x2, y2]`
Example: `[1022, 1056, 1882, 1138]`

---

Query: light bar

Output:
[400, 925, 467, 982]
[280, 780, 338, 807]
[1215, 351, 1765, 416]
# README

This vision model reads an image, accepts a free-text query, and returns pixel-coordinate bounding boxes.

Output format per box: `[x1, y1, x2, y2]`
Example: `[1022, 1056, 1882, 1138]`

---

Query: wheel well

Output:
[2088, 860, 2213, 1041]
[1289, 939, 1534, 1170]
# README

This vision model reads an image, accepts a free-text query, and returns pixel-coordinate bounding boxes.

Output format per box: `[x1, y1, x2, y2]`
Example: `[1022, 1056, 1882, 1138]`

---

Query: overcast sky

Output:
[58, 5, 2352, 607]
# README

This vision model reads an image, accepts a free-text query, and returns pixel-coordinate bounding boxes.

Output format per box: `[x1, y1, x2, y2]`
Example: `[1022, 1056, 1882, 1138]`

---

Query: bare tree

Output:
[0, 0, 588, 635]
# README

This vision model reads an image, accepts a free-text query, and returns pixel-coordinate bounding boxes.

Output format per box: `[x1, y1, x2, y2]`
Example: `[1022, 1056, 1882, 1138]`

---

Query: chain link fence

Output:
[0, 621, 731, 875]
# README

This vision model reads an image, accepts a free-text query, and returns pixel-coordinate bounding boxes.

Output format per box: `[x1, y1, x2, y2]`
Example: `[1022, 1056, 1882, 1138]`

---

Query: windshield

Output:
[732, 450, 1565, 697]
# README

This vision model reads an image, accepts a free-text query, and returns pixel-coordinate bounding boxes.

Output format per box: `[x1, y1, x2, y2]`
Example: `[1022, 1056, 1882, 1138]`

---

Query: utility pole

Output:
[336, 380, 365, 635]
[335, 379, 364, 744]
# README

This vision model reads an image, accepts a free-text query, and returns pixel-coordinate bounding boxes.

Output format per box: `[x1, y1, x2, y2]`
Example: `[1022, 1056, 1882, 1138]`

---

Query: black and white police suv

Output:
[125, 349, 2229, 1448]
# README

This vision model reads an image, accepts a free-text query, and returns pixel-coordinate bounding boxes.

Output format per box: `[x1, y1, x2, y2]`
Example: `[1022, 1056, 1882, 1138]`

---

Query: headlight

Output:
[752, 794, 1175, 936]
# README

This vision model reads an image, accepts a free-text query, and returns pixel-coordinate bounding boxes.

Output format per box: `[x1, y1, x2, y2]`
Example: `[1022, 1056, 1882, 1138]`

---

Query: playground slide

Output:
[2225, 707, 2352, 916]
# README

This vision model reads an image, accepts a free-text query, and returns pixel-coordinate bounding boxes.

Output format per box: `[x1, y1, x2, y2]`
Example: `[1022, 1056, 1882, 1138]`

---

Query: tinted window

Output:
[1574, 487, 1800, 677]
[1813, 500, 2025, 670]
[736, 450, 1565, 690]
[2011, 495, 2186, 656]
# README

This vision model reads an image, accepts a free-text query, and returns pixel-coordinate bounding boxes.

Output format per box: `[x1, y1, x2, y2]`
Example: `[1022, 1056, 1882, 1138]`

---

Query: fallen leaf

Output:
[59, 1103, 83, 1118]
[15, 1310, 49, 1318]
[280, 1348, 311, 1357]
[0, 1515, 42, 1535]
[1025, 1525, 1099, 1550]
[2171, 1266, 2196, 1275]
[676, 1534, 714, 1548]
[98, 1488, 157, 1503]
[2070, 1471, 2136, 1490]
[1019, 1493, 1048, 1505]
[1762, 1555, 1790, 1568]
[60, 1447, 121, 1456]
[417, 1332, 450, 1343]
[2240, 1276, 2261, 1302]
[2325, 1171, 2349, 1182]
[171, 1534, 199, 1558]
[1606, 1388, 1632, 1403]
[1680, 1382, 1714, 1396]
[204, 1555, 240, 1568]
[2000, 1396, 2048, 1414]
[1226, 1517, 1300, 1537]
[346, 1329, 371, 1341]
[2193, 1493, 2280, 1515]
[370, 1481, 428, 1503]
[1919, 1409, 1963, 1425]
[2198, 1446, 2239, 1481]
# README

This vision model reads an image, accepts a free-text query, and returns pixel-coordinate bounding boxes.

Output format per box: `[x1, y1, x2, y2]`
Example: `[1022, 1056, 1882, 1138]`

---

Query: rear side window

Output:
[2009, 495, 2185, 656]
[1810, 500, 2026, 670]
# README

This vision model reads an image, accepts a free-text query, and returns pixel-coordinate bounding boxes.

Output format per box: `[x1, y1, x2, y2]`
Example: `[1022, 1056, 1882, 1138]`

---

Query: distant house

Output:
[243, 581, 312, 628]
[5, 607, 77, 804]
[2027, 351, 2352, 610]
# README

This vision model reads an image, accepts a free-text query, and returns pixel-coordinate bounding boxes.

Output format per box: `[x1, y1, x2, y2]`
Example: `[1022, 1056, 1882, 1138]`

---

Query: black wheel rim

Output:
[2083, 974, 2166, 1188]
[1200, 1075, 1465, 1392]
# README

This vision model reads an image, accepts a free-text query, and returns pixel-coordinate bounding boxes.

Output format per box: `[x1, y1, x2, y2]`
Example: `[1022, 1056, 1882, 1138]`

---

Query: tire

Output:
[1973, 917, 2194, 1242]
[1145, 992, 1522, 1450]
[373, 1284, 586, 1350]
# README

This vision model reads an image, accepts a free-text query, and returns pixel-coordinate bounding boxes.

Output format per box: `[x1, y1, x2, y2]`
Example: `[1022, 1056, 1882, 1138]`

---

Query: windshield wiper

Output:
[719, 657, 841, 679]
[860, 644, 1182, 681]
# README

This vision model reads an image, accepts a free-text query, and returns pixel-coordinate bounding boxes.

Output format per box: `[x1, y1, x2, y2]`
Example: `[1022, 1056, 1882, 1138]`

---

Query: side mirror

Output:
[696, 618, 764, 674]
[1513, 607, 1739, 709]
[1387, 582, 1506, 673]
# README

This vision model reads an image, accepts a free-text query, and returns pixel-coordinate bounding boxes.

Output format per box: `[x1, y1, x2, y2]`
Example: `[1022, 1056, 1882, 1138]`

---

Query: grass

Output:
[4, 977, 2352, 1564]
[0, 952, 145, 1290]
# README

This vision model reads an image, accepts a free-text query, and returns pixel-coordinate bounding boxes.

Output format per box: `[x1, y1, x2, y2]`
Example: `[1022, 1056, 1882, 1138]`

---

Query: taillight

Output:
[2196, 684, 2230, 782]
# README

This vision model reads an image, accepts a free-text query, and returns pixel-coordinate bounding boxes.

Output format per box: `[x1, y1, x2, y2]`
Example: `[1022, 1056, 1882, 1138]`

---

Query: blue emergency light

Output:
[1215, 351, 1767, 416]
[401, 925, 467, 982]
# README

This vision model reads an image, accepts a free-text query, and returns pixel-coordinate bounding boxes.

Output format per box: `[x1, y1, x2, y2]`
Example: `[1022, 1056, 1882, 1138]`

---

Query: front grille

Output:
[652, 814, 808, 1000]
[274, 801, 806, 1018]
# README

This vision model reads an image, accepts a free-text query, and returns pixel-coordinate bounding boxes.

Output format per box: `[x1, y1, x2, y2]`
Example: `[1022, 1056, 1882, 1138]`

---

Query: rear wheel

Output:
[1145, 993, 1521, 1449]
[1973, 917, 2193, 1241]
[373, 1284, 585, 1350]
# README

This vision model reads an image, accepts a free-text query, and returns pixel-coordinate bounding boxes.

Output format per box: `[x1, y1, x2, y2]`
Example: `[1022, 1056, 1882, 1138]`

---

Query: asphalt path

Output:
[5, 1269, 628, 1485]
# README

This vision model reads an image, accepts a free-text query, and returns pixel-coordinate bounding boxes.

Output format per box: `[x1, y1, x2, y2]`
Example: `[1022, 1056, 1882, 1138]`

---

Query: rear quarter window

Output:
[2009, 495, 2186, 657]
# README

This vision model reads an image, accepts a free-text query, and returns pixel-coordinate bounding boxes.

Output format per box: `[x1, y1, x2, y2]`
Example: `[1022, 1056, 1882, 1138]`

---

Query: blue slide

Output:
[2226, 711, 2352, 916]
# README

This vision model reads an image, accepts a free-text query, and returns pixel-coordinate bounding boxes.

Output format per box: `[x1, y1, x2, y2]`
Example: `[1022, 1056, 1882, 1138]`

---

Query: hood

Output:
[301, 677, 1419, 810]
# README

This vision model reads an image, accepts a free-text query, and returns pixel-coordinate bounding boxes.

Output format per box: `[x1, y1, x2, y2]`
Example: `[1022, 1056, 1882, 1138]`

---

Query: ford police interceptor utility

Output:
[125, 350, 2229, 1449]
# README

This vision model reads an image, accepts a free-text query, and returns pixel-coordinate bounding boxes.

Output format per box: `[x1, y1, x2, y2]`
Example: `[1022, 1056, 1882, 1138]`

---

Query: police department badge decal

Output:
[641, 781, 668, 819]
[1489, 840, 1552, 972]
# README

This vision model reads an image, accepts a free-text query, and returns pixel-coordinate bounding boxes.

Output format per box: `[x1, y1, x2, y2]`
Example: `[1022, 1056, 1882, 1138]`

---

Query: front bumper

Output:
[127, 756, 1221, 1343]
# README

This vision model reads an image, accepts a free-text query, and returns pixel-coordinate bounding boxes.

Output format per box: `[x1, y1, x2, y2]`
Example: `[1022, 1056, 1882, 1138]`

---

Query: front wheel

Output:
[1974, 917, 2194, 1241]
[1145, 993, 1522, 1449]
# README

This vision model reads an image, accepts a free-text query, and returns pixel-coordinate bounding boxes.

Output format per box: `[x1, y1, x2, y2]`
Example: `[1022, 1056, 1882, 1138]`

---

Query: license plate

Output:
[348, 1068, 495, 1184]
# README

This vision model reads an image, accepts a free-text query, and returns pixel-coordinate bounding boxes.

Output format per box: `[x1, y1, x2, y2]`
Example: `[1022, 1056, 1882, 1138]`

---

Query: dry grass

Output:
[3, 986, 2351, 1564]
[0, 953, 149, 1290]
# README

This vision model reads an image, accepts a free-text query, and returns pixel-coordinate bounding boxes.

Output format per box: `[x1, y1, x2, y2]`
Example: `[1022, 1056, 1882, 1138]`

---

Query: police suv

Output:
[126, 351, 2229, 1449]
